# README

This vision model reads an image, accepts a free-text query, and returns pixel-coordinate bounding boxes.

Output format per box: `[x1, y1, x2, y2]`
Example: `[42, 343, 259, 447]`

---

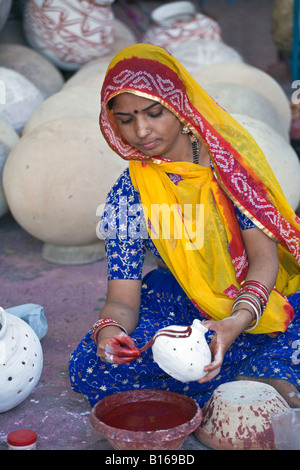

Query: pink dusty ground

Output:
[0, 213, 205, 450]
[0, 213, 110, 449]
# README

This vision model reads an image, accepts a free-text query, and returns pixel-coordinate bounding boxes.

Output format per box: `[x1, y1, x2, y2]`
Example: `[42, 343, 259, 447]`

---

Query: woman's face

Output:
[111, 92, 190, 161]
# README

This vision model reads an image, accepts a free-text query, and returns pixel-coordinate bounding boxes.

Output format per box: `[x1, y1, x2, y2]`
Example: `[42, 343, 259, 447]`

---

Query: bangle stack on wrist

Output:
[91, 318, 128, 345]
[232, 280, 270, 332]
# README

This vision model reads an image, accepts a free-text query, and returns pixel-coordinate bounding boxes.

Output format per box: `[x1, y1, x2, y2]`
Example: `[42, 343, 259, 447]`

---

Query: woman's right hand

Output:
[96, 279, 142, 364]
[96, 327, 141, 364]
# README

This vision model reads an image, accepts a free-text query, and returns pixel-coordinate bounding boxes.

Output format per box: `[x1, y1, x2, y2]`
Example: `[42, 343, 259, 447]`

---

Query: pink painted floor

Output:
[0, 213, 206, 450]
[0, 213, 111, 450]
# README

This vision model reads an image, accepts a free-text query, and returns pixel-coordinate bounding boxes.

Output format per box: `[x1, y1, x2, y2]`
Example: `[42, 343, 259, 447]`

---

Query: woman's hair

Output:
[107, 97, 115, 110]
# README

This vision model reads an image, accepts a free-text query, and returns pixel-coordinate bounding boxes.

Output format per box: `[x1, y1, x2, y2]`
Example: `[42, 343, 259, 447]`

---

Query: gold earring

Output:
[182, 125, 190, 134]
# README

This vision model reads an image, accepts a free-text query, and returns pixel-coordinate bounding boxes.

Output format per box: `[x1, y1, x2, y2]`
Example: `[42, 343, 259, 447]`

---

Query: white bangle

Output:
[232, 299, 260, 332]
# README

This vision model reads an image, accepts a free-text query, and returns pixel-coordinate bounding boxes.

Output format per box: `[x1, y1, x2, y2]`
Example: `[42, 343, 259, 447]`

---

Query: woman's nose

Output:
[135, 118, 150, 138]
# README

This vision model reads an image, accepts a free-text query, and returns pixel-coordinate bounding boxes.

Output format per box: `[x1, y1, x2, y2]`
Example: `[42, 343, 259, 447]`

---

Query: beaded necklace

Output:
[192, 138, 200, 165]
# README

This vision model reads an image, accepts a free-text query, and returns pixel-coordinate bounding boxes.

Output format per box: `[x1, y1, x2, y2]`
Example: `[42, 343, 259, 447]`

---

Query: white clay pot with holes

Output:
[0, 307, 43, 413]
[151, 319, 211, 383]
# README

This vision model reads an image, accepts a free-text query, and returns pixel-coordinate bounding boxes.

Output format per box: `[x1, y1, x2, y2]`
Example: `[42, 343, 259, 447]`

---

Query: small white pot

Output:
[0, 307, 43, 413]
[152, 319, 211, 383]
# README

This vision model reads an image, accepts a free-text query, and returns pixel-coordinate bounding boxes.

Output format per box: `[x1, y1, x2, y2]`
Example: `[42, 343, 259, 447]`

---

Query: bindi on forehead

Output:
[133, 110, 139, 114]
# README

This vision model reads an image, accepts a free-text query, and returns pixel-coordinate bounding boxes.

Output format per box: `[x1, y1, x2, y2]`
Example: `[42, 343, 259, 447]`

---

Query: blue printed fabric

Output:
[69, 169, 300, 408]
[69, 267, 300, 408]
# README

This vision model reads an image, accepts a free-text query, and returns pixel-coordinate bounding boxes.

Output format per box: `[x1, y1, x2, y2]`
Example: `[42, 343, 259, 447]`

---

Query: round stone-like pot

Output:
[203, 82, 289, 141]
[0, 44, 64, 99]
[192, 61, 291, 134]
[3, 117, 127, 247]
[0, 118, 19, 217]
[23, 81, 105, 135]
[231, 113, 300, 210]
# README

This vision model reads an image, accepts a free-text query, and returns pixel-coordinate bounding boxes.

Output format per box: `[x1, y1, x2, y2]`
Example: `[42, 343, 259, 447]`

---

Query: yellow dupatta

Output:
[100, 44, 300, 334]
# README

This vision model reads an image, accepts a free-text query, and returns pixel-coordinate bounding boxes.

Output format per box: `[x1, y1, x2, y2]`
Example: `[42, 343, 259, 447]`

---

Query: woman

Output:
[69, 44, 300, 408]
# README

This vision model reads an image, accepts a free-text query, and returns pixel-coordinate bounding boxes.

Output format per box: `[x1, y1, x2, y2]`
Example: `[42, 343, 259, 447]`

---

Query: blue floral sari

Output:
[69, 170, 300, 408]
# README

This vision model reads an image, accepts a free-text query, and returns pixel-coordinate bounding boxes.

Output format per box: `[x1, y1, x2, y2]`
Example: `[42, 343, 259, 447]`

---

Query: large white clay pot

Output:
[0, 44, 64, 99]
[143, 7, 221, 53]
[63, 64, 109, 90]
[231, 113, 300, 210]
[203, 82, 289, 141]
[0, 118, 19, 217]
[0, 67, 44, 133]
[23, 0, 116, 71]
[3, 117, 127, 248]
[192, 62, 291, 134]
[62, 20, 136, 89]
[0, 307, 43, 413]
[23, 80, 105, 135]
[63, 71, 106, 91]
[173, 38, 242, 73]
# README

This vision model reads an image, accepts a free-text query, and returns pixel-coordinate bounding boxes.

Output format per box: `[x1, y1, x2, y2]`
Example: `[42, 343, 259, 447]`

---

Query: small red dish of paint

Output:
[90, 389, 202, 450]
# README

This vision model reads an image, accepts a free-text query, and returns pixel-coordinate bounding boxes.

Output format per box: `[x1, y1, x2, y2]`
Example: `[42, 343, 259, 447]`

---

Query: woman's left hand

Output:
[197, 311, 251, 383]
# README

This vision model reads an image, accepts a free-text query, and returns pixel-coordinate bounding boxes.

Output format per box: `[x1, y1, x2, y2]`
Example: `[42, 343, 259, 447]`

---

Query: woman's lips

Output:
[140, 140, 157, 150]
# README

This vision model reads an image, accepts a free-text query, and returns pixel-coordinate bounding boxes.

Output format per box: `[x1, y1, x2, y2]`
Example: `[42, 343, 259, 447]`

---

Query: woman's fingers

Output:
[97, 334, 141, 364]
[112, 333, 140, 352]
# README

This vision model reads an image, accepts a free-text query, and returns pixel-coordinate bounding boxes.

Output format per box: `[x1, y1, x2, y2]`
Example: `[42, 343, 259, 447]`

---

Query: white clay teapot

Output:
[150, 319, 211, 383]
[0, 307, 43, 413]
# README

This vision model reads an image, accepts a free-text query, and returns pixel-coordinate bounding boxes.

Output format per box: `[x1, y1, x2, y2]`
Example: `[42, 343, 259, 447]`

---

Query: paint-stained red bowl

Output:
[90, 389, 202, 450]
[195, 381, 289, 450]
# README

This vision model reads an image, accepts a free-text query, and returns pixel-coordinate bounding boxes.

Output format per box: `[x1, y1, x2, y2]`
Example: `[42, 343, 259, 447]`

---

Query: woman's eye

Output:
[149, 109, 163, 118]
[120, 118, 133, 124]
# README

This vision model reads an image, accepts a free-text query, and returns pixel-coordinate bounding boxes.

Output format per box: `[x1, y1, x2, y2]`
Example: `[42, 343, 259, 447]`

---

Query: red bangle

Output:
[91, 318, 127, 345]
[242, 280, 269, 293]
[241, 280, 269, 302]
[237, 281, 269, 312]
